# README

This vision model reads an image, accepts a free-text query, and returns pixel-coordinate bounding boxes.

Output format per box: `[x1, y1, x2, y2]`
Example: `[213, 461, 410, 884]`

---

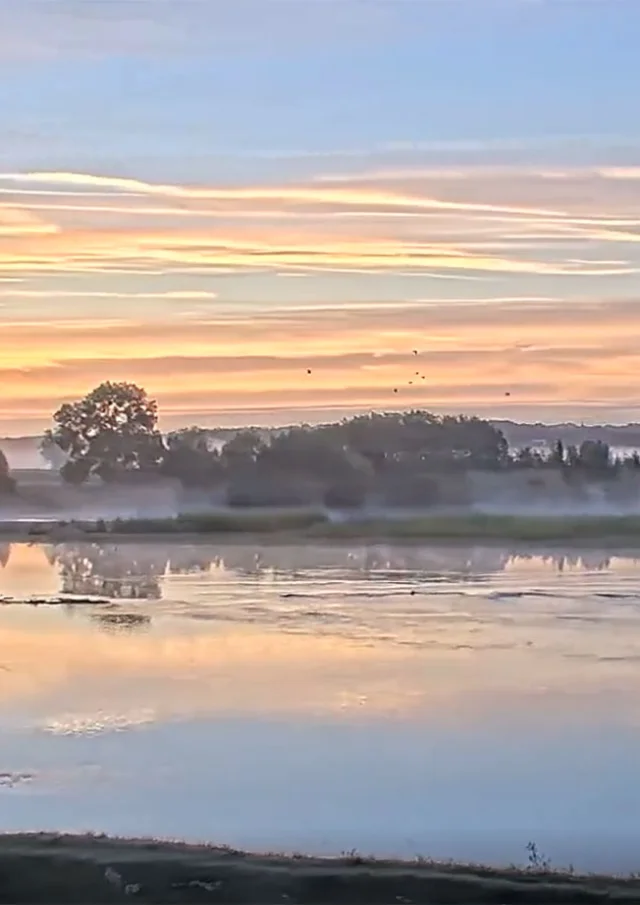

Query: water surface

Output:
[1, 540, 640, 872]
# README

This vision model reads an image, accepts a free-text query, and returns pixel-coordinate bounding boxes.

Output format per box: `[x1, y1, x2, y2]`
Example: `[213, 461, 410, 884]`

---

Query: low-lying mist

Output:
[3, 467, 640, 525]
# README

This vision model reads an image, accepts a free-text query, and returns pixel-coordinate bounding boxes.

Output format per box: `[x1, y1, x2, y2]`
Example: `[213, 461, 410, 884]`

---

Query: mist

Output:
[2, 414, 640, 524]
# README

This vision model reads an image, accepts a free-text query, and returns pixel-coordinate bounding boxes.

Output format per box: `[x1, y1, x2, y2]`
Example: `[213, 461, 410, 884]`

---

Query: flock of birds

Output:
[305, 349, 512, 397]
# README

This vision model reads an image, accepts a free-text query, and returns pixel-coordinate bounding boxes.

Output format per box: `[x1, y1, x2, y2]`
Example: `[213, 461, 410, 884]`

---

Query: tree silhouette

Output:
[44, 382, 163, 483]
[0, 448, 16, 494]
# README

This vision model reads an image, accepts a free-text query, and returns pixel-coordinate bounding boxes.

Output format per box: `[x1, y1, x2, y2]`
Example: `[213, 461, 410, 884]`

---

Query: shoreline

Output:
[3, 510, 640, 545]
[1, 833, 639, 903]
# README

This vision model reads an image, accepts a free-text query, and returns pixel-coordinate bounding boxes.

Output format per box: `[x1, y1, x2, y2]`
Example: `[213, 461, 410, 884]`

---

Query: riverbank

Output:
[1, 833, 639, 903]
[3, 510, 640, 544]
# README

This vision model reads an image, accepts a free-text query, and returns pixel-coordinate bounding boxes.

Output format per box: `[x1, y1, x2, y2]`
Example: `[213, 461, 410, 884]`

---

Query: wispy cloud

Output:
[2, 162, 640, 427]
[0, 0, 433, 66]
[0, 289, 217, 301]
[2, 167, 640, 282]
[0, 296, 638, 427]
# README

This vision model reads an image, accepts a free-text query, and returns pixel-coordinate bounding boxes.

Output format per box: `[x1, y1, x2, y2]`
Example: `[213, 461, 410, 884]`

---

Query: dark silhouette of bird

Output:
[413, 349, 418, 355]
[307, 369, 312, 375]
[505, 391, 511, 396]
[393, 388, 398, 393]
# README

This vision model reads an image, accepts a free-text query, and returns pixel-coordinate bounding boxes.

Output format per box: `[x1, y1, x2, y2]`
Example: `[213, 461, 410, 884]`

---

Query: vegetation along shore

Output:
[3, 382, 640, 520]
[1, 833, 640, 904]
[5, 511, 640, 544]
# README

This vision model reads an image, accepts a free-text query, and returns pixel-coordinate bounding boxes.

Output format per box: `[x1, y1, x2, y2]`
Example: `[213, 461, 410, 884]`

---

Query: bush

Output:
[0, 448, 16, 494]
[226, 470, 317, 508]
[380, 473, 441, 508]
[323, 480, 367, 510]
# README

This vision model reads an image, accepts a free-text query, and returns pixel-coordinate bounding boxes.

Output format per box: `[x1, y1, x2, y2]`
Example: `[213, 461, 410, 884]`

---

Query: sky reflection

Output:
[2, 541, 640, 869]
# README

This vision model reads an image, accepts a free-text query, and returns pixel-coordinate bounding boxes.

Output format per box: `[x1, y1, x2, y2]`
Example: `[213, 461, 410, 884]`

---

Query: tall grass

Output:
[108, 508, 330, 535]
[86, 510, 640, 541]
[310, 513, 640, 541]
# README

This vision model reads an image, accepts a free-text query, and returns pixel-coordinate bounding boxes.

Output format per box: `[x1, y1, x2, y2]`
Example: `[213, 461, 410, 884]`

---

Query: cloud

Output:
[2, 166, 640, 283]
[0, 289, 217, 301]
[0, 171, 569, 217]
[0, 295, 637, 427]
[0, 206, 59, 237]
[2, 163, 640, 427]
[0, 0, 547, 63]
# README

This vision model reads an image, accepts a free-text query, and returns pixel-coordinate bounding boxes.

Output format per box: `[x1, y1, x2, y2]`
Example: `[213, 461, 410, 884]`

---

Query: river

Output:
[1, 539, 640, 872]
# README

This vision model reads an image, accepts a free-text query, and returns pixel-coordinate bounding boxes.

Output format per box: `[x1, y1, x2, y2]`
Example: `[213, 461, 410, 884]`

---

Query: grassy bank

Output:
[0, 834, 639, 904]
[6, 509, 640, 543]
[310, 512, 640, 542]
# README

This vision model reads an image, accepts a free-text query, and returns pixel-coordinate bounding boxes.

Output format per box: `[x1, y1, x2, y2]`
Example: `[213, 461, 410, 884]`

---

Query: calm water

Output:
[1, 540, 640, 871]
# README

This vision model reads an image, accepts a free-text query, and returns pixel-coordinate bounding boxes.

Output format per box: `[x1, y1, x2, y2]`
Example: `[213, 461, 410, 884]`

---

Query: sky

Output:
[1, 0, 640, 434]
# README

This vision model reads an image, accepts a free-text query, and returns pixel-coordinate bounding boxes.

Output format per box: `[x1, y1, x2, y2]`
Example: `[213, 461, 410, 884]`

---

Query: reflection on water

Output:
[56, 545, 165, 600]
[2, 540, 640, 871]
[0, 540, 626, 602]
[89, 611, 152, 633]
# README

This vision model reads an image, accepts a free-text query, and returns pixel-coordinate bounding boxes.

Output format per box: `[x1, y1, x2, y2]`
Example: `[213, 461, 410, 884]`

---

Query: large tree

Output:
[44, 382, 163, 483]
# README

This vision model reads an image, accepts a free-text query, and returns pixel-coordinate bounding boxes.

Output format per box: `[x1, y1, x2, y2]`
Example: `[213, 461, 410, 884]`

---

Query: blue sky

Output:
[3, 2, 640, 167]
[1, 0, 640, 432]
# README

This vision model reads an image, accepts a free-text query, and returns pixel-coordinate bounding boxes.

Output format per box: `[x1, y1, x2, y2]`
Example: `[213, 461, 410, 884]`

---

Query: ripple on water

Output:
[1, 540, 640, 871]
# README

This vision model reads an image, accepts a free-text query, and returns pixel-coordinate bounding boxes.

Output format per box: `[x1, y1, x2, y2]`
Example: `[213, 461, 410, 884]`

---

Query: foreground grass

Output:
[9, 510, 640, 543]
[1, 833, 639, 904]
[310, 512, 640, 542]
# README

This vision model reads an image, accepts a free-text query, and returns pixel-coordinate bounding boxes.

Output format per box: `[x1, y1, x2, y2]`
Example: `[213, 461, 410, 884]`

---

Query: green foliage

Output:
[220, 429, 267, 469]
[0, 448, 9, 479]
[40, 432, 69, 470]
[226, 470, 316, 507]
[513, 437, 622, 476]
[323, 477, 368, 509]
[323, 411, 508, 471]
[550, 439, 565, 466]
[41, 380, 638, 507]
[311, 513, 640, 541]
[161, 428, 224, 488]
[0, 447, 16, 494]
[47, 382, 163, 484]
[379, 473, 441, 508]
[578, 438, 611, 471]
[72, 511, 640, 542]
[108, 509, 328, 534]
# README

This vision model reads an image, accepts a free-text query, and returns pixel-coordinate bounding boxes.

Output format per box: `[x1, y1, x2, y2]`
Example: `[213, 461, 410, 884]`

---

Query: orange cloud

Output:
[2, 165, 640, 429]
[2, 167, 640, 284]
[0, 298, 636, 426]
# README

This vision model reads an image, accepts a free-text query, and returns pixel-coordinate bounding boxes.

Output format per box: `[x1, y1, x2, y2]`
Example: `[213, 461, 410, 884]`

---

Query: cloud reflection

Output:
[0, 541, 639, 739]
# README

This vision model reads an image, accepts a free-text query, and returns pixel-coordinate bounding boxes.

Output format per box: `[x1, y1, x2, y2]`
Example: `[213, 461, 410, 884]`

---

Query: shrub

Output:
[0, 448, 16, 494]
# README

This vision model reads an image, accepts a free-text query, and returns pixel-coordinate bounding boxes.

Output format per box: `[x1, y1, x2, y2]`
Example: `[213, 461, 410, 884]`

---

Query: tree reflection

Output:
[167, 546, 214, 575]
[0, 544, 10, 569]
[48, 541, 619, 611]
[90, 611, 151, 633]
[55, 543, 168, 599]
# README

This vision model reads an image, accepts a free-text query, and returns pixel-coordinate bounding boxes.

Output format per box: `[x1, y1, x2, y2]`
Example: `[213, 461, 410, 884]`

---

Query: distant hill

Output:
[0, 436, 46, 470]
[3, 420, 640, 470]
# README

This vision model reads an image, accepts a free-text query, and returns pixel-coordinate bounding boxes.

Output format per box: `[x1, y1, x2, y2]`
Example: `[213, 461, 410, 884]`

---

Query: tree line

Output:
[0, 380, 634, 508]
